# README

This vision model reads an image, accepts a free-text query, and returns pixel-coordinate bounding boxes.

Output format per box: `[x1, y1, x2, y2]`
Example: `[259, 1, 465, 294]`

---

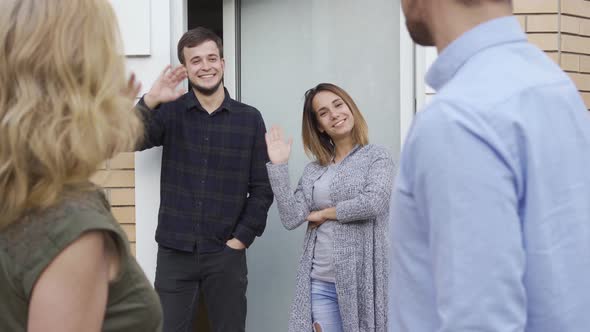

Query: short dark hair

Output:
[177, 27, 223, 64]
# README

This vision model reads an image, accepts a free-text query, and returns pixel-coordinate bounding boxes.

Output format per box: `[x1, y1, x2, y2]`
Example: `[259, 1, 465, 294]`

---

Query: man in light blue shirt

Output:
[391, 1, 590, 331]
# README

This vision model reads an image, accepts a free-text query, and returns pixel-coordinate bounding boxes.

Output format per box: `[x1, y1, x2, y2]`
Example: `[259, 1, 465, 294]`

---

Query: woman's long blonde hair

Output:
[0, 0, 143, 229]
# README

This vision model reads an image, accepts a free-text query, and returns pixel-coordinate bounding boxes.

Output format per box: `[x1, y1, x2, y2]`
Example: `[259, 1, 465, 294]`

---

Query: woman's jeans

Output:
[311, 279, 343, 332]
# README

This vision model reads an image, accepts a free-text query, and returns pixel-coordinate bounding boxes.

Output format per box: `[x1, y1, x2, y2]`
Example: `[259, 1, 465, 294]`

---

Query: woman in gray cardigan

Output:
[265, 83, 395, 332]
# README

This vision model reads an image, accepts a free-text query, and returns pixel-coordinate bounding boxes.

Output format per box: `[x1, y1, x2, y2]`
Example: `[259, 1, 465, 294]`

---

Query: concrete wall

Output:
[239, 0, 401, 330]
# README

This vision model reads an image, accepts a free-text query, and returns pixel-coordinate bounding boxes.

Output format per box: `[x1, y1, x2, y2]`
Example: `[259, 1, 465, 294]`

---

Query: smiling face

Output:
[183, 40, 225, 95]
[301, 83, 369, 166]
[312, 90, 355, 141]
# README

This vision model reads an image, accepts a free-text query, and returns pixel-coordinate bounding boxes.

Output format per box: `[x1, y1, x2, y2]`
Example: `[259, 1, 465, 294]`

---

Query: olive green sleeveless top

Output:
[0, 189, 162, 331]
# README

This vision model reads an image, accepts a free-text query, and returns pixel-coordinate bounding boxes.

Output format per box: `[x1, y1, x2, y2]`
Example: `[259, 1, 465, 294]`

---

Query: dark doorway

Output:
[188, 0, 223, 37]
[188, 2, 223, 329]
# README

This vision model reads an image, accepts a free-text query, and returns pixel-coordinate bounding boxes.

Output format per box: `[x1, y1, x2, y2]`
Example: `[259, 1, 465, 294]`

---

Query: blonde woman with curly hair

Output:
[0, 0, 162, 331]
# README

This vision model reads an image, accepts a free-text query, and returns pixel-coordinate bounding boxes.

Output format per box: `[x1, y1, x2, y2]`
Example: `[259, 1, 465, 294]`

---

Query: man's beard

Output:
[190, 76, 223, 96]
[406, 18, 435, 47]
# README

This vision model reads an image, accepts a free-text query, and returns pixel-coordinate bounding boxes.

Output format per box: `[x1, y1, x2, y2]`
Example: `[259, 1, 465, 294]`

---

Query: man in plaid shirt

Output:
[135, 27, 273, 332]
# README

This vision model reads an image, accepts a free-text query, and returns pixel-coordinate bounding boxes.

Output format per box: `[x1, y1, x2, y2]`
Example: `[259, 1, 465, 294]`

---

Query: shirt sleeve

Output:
[335, 147, 395, 223]
[232, 111, 274, 246]
[266, 162, 311, 231]
[22, 201, 129, 300]
[135, 96, 167, 151]
[410, 101, 527, 331]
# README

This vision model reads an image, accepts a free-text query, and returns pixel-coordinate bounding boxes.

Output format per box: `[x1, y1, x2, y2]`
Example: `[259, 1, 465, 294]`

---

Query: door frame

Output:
[170, 0, 239, 98]
[399, 4, 416, 147]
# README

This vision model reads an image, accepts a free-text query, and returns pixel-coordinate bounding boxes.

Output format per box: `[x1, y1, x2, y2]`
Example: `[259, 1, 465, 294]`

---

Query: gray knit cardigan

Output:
[266, 144, 395, 332]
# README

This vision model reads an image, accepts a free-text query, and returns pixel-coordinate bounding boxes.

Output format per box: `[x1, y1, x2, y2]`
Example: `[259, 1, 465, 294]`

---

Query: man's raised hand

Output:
[143, 65, 188, 109]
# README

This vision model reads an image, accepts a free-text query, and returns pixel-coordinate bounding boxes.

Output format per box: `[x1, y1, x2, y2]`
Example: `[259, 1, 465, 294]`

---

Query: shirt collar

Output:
[426, 15, 526, 91]
[183, 87, 234, 113]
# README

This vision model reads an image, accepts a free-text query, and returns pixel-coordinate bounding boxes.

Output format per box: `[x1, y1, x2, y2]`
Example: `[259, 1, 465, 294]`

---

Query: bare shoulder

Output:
[36, 230, 113, 285]
[28, 230, 117, 332]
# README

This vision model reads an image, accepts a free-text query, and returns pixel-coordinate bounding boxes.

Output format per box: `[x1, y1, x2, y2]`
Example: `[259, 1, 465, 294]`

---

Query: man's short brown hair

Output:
[177, 27, 223, 64]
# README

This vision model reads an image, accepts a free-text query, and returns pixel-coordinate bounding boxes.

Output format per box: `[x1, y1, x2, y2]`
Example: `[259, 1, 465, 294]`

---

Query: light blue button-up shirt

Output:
[390, 16, 590, 332]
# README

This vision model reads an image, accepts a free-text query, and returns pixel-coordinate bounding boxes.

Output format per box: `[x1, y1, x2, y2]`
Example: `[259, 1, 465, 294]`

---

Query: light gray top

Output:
[310, 164, 336, 283]
[267, 144, 395, 332]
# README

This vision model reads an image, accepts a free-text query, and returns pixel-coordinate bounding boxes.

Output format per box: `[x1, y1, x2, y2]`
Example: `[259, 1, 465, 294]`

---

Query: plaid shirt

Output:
[136, 89, 273, 253]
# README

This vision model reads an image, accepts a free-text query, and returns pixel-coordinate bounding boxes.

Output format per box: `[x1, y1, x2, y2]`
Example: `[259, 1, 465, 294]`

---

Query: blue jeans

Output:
[311, 279, 343, 332]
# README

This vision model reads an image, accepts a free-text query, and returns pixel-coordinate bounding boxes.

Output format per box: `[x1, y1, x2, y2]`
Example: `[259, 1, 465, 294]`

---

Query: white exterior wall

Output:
[112, 0, 174, 282]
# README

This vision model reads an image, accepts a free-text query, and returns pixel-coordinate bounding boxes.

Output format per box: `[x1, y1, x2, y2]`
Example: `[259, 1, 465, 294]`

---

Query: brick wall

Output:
[515, 0, 590, 109]
[92, 152, 137, 255]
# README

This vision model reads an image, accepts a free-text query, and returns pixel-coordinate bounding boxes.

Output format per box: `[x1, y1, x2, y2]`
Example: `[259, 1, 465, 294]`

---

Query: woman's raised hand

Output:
[265, 125, 293, 165]
[123, 73, 142, 100]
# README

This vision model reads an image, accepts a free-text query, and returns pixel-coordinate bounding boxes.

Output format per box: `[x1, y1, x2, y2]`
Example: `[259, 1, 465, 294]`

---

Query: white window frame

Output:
[399, 6, 416, 148]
